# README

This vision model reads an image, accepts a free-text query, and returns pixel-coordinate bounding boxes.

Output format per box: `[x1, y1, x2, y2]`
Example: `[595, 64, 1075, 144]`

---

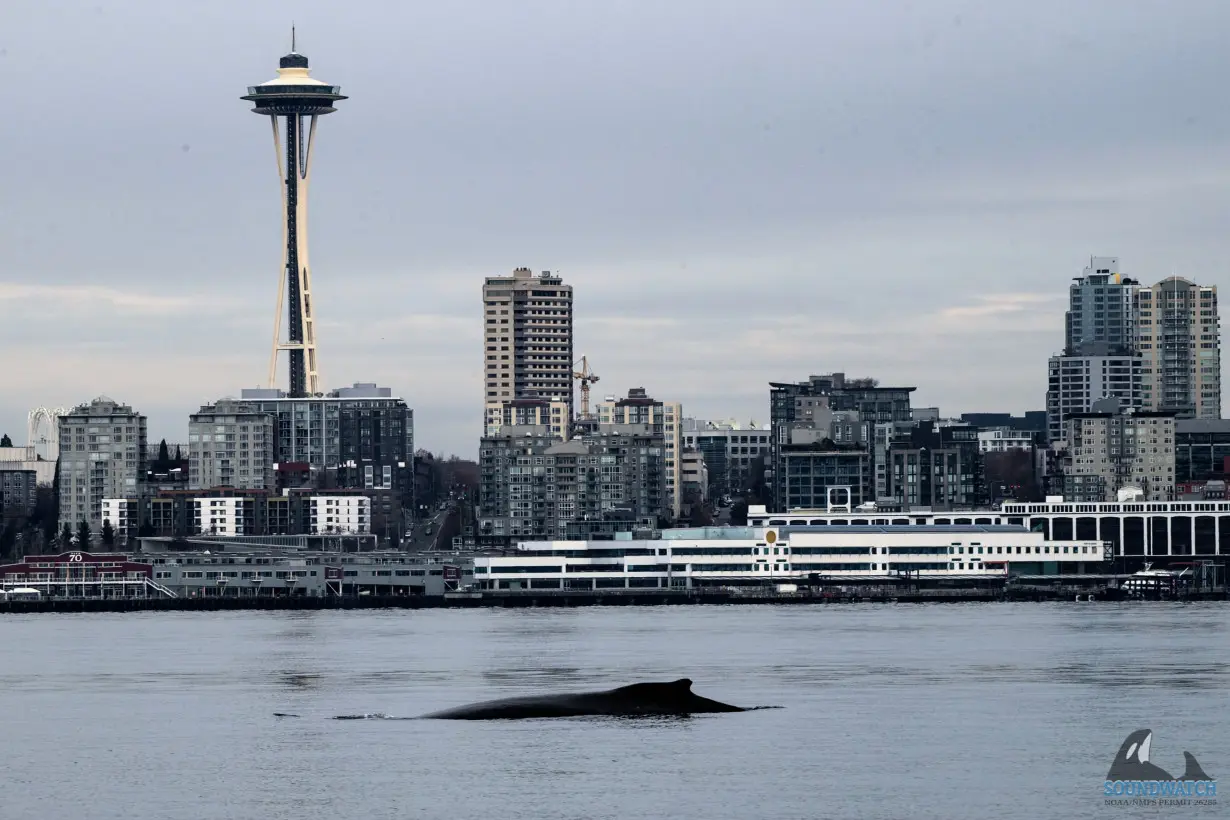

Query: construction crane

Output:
[573, 355, 600, 418]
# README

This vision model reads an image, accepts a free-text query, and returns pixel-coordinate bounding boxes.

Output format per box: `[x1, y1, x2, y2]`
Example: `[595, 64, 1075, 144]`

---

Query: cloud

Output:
[0, 284, 221, 316]
[2, 0, 1229, 455]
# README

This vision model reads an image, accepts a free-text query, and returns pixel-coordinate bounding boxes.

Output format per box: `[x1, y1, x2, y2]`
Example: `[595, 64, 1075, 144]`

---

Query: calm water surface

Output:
[0, 603, 1226, 819]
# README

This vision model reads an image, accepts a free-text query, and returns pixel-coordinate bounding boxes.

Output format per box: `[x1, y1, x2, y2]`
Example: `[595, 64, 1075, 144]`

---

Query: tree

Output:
[76, 520, 91, 550]
[0, 433, 12, 447]
[0, 522, 18, 559]
[730, 499, 749, 526]
[174, 445, 183, 462]
[158, 439, 170, 465]
[60, 523, 73, 549]
[101, 519, 116, 547]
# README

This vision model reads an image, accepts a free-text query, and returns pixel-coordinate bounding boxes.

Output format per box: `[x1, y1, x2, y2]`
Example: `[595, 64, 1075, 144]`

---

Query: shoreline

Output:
[2, 587, 1226, 614]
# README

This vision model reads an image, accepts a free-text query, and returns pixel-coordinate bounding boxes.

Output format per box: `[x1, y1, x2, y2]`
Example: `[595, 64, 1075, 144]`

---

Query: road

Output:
[403, 505, 454, 552]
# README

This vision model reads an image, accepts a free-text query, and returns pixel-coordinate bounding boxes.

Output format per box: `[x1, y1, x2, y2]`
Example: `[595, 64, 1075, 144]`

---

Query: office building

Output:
[478, 424, 667, 544]
[1045, 353, 1143, 443]
[769, 373, 914, 512]
[482, 267, 574, 433]
[1058, 398, 1176, 502]
[57, 397, 147, 529]
[886, 421, 986, 509]
[680, 419, 771, 498]
[188, 400, 275, 490]
[778, 428, 873, 511]
[1137, 277, 1220, 419]
[595, 388, 682, 519]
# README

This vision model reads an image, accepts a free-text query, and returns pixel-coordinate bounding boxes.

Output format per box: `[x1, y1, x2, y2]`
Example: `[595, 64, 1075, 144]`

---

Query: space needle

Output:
[242, 34, 347, 397]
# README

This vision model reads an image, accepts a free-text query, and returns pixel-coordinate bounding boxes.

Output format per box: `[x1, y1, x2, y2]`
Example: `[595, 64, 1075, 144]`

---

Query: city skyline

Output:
[4, 1, 1230, 457]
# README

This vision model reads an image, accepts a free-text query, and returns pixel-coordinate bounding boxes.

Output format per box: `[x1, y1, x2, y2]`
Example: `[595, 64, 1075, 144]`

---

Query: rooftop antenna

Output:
[291, 22, 296, 52]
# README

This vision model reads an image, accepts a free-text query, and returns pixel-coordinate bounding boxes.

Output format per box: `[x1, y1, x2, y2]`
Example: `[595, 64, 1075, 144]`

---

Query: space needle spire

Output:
[241, 40, 347, 397]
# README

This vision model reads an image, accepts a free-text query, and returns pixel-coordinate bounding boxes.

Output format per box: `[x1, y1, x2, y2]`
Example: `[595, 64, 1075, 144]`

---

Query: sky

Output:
[3, 0, 1230, 458]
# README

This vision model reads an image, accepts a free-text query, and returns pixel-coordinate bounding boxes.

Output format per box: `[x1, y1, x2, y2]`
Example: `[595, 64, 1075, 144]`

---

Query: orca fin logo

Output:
[1107, 729, 1214, 783]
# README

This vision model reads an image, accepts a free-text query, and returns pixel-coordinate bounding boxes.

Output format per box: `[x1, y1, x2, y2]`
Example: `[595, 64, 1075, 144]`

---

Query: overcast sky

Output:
[3, 0, 1229, 457]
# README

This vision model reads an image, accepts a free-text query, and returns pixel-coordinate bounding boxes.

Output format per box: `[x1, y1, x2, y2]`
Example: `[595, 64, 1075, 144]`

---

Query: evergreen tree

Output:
[158, 439, 170, 466]
[101, 520, 116, 547]
[174, 445, 183, 462]
[0, 433, 12, 447]
[60, 523, 73, 549]
[76, 520, 91, 550]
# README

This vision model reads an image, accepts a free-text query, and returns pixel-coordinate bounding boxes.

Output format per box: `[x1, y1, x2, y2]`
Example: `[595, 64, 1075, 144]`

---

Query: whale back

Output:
[419, 678, 744, 720]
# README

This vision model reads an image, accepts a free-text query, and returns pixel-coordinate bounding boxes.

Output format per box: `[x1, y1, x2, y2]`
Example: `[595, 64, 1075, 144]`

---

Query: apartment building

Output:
[57, 397, 147, 529]
[477, 424, 667, 544]
[595, 388, 682, 519]
[482, 268, 574, 433]
[1137, 277, 1220, 419]
[1059, 399, 1176, 502]
[188, 400, 275, 490]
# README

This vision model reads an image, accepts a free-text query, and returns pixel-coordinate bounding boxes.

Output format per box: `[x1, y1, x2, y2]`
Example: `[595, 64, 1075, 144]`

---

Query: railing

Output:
[145, 578, 178, 599]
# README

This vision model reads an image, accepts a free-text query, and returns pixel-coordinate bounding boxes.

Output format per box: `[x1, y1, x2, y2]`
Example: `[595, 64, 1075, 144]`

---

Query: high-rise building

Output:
[769, 373, 914, 512]
[1066, 257, 1140, 356]
[1047, 257, 1145, 443]
[1137, 277, 1220, 419]
[1046, 353, 1143, 443]
[242, 41, 347, 397]
[188, 400, 275, 491]
[57, 397, 148, 529]
[595, 388, 682, 520]
[482, 268, 574, 433]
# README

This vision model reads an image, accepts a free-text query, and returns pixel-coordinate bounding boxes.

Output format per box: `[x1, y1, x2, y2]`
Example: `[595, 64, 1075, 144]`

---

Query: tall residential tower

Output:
[1138, 277, 1220, 418]
[242, 42, 347, 398]
[482, 268, 574, 434]
[1046, 257, 1143, 442]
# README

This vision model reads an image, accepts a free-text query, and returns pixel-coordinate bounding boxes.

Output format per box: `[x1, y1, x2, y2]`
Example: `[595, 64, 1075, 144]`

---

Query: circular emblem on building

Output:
[765, 530, 777, 544]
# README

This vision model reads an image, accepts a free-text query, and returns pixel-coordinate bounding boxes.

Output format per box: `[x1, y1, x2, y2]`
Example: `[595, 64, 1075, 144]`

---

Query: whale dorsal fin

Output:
[611, 679, 694, 697]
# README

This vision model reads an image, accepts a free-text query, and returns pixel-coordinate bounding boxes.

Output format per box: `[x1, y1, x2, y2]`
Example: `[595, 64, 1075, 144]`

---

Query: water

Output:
[0, 603, 1226, 819]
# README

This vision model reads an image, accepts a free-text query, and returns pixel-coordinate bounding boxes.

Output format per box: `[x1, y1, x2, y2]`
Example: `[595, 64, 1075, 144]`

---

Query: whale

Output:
[279, 679, 754, 721]
[1106, 730, 1214, 782]
[417, 678, 747, 720]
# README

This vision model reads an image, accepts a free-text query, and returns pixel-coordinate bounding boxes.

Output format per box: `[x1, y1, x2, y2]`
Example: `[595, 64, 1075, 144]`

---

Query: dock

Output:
[1, 578, 1225, 614]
